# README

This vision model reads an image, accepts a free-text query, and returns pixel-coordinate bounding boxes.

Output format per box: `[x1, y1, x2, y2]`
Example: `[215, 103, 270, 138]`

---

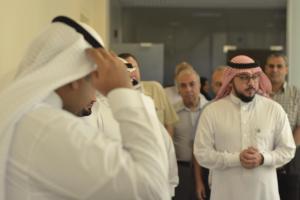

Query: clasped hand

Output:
[239, 146, 263, 169]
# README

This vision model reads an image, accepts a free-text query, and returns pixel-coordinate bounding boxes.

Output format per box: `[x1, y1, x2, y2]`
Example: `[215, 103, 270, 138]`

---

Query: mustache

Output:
[246, 87, 256, 91]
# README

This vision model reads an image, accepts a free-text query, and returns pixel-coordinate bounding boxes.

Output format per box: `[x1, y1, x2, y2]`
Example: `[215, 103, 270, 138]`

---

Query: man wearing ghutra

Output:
[0, 16, 170, 200]
[193, 55, 296, 200]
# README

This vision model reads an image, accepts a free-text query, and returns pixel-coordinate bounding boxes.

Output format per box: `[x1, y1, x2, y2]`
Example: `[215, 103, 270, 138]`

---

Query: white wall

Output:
[0, 0, 109, 90]
[81, 0, 110, 47]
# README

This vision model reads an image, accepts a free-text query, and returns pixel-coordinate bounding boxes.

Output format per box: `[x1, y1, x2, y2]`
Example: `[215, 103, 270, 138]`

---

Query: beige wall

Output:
[0, 0, 109, 90]
[288, 0, 300, 88]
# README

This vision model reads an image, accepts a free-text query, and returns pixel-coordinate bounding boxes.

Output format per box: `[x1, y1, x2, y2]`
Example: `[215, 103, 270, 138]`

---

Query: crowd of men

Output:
[0, 16, 299, 200]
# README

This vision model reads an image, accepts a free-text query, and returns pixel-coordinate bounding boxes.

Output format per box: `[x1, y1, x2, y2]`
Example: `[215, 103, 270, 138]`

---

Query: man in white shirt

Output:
[0, 16, 170, 200]
[194, 55, 296, 200]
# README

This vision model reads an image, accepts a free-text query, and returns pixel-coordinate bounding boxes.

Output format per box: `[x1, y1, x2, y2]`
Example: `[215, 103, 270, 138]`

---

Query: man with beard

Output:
[1, 16, 170, 200]
[78, 98, 96, 117]
[193, 55, 296, 200]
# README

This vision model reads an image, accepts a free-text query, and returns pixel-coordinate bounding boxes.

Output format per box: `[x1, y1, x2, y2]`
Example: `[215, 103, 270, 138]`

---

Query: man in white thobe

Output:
[194, 55, 296, 200]
[0, 16, 170, 200]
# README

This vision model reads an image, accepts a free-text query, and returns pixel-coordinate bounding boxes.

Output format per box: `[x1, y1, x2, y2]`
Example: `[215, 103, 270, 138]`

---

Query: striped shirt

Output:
[271, 82, 300, 131]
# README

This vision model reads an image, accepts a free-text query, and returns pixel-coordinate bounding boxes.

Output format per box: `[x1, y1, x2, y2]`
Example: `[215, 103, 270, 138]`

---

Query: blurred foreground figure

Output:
[1, 16, 170, 200]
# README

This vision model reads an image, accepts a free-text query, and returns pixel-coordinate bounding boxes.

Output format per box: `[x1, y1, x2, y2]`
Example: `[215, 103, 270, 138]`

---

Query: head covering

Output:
[0, 16, 104, 199]
[215, 55, 272, 100]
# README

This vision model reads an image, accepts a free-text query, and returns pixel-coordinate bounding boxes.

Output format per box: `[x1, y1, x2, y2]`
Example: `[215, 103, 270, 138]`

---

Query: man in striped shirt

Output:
[264, 53, 300, 200]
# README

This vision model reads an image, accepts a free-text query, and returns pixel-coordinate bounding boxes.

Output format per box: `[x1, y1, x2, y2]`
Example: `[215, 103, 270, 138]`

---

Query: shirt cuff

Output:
[226, 153, 241, 167]
[261, 152, 272, 166]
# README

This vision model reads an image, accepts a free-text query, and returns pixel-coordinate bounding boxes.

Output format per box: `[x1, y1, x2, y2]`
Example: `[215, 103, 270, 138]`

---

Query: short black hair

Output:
[265, 53, 288, 66]
[118, 53, 140, 66]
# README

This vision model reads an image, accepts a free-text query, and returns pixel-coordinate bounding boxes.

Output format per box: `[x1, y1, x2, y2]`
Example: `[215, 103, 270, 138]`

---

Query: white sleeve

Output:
[30, 89, 170, 200]
[193, 108, 240, 169]
[159, 123, 178, 197]
[142, 95, 178, 197]
[261, 112, 296, 167]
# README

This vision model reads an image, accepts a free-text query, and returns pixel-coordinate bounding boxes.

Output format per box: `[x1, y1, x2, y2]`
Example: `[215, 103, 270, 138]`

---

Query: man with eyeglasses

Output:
[118, 53, 179, 137]
[264, 53, 300, 200]
[193, 55, 295, 200]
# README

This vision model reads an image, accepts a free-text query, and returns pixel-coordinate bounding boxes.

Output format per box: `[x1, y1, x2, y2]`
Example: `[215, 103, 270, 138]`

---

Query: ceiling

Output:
[118, 0, 287, 9]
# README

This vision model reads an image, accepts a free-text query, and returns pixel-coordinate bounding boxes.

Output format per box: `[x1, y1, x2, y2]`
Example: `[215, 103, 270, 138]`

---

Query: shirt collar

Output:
[271, 81, 287, 96]
[282, 82, 287, 92]
[229, 92, 256, 107]
[43, 92, 63, 109]
[176, 95, 203, 112]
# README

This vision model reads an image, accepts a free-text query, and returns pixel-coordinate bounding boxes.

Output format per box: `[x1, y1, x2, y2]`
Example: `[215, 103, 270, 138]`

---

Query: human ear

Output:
[69, 80, 80, 90]
[90, 71, 100, 86]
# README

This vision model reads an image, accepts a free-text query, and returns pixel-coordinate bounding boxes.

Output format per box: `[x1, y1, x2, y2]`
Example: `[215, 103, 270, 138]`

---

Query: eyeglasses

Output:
[236, 74, 260, 83]
[125, 63, 137, 72]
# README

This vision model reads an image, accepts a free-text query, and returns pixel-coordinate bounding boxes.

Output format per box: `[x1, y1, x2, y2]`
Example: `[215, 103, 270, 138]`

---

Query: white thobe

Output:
[83, 93, 121, 141]
[194, 93, 296, 200]
[84, 92, 179, 196]
[6, 89, 170, 200]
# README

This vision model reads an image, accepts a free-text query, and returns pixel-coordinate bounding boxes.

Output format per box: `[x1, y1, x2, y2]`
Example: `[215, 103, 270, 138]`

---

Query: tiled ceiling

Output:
[118, 0, 286, 8]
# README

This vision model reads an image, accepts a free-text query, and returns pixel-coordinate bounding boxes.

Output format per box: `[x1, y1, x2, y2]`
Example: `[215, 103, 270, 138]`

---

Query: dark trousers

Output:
[277, 147, 300, 200]
[277, 172, 300, 200]
[173, 161, 210, 200]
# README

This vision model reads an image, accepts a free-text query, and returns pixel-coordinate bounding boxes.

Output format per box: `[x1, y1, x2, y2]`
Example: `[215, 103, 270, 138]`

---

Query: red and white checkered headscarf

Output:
[215, 55, 272, 100]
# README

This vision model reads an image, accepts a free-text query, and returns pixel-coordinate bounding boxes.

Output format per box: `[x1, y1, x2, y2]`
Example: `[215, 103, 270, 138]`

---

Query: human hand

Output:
[239, 147, 263, 169]
[86, 48, 132, 96]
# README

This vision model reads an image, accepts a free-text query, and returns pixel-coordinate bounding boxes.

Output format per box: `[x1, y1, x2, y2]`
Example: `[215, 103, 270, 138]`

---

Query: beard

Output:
[131, 78, 139, 86]
[78, 107, 92, 117]
[232, 83, 256, 103]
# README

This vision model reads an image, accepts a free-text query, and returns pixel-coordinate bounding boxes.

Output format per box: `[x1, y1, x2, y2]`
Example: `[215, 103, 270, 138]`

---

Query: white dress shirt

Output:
[194, 93, 296, 200]
[7, 89, 170, 200]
